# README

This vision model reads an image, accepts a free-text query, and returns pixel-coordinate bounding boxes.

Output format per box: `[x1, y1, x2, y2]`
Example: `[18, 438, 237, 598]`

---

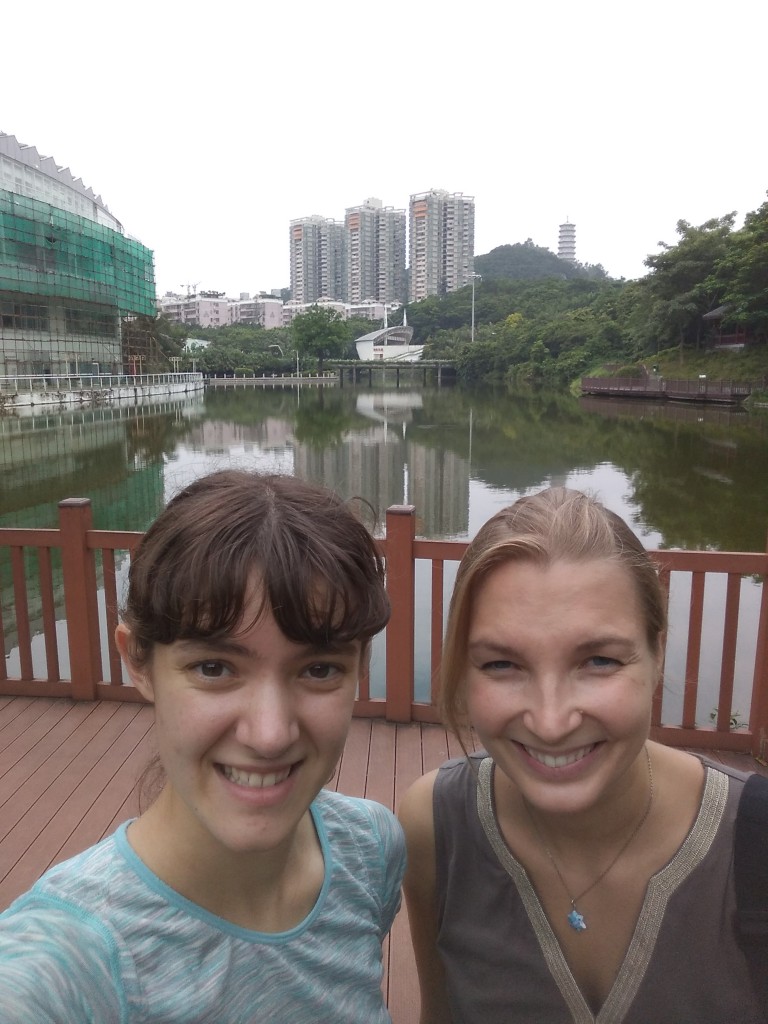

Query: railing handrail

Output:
[0, 372, 203, 391]
[1, 501, 767, 757]
[581, 376, 759, 394]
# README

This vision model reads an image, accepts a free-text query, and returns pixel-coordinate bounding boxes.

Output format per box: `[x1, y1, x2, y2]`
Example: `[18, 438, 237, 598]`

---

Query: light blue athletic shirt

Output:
[0, 791, 405, 1023]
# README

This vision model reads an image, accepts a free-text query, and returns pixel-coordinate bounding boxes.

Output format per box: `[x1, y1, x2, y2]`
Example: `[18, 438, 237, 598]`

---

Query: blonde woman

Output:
[400, 487, 766, 1024]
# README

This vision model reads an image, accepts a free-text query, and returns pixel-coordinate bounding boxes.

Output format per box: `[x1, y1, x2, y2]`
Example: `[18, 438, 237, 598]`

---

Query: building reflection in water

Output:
[294, 392, 469, 538]
[0, 395, 206, 663]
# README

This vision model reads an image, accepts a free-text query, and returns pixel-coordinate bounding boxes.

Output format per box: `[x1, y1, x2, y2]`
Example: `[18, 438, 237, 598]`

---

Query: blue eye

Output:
[586, 656, 619, 669]
[481, 659, 526, 674]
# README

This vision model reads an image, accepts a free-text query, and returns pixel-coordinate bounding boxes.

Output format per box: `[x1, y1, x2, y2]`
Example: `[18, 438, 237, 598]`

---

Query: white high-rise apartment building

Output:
[289, 215, 346, 303]
[409, 190, 475, 302]
[345, 197, 406, 304]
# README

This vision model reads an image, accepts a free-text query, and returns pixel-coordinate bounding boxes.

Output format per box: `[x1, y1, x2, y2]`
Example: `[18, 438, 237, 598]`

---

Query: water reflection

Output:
[0, 395, 206, 530]
[2, 384, 768, 549]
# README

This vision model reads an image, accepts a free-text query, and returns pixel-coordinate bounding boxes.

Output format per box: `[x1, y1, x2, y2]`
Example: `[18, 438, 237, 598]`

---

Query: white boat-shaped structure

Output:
[355, 309, 424, 362]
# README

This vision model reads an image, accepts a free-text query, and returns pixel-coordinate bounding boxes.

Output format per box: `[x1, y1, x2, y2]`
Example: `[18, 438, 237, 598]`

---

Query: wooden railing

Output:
[581, 377, 757, 402]
[0, 373, 202, 394]
[2, 501, 767, 757]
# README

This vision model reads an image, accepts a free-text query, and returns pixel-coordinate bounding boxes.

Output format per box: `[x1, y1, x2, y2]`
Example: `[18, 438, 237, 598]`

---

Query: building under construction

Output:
[0, 133, 157, 377]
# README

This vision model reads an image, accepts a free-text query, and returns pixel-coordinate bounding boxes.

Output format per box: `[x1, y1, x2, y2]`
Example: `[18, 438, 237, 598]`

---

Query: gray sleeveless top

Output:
[433, 753, 765, 1024]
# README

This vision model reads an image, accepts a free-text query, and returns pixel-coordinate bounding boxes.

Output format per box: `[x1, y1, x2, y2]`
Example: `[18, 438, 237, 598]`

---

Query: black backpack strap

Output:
[735, 772, 768, 1016]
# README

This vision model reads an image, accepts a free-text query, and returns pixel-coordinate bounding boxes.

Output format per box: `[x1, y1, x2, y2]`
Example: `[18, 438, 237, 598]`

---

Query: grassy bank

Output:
[577, 345, 768, 406]
[640, 346, 768, 383]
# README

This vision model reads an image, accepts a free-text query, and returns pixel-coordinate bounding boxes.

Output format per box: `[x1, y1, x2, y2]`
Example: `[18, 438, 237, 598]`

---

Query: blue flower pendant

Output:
[568, 908, 587, 931]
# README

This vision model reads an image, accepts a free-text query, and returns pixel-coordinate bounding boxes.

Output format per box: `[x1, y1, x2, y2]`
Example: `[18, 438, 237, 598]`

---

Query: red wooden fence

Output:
[1, 500, 767, 757]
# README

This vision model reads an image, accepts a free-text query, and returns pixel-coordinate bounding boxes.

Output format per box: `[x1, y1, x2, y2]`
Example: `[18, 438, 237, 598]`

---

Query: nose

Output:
[521, 674, 582, 744]
[234, 678, 300, 757]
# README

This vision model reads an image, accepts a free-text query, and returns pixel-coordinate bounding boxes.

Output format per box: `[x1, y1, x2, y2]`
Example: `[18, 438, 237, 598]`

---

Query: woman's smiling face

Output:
[465, 557, 663, 816]
[118, 589, 362, 859]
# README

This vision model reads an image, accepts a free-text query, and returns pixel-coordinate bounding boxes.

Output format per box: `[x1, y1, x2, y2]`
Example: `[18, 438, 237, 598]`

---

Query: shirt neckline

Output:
[475, 757, 729, 1024]
[113, 798, 333, 943]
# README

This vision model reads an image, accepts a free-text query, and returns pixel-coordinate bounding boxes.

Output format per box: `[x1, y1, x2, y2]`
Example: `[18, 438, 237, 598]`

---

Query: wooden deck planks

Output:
[0, 698, 106, 787]
[0, 703, 147, 904]
[101, 725, 155, 837]
[1, 698, 767, 1023]
[364, 720, 397, 808]
[688, 746, 768, 778]
[334, 716, 372, 798]
[0, 702, 120, 839]
[387, 722, 431, 1023]
[46, 706, 155, 865]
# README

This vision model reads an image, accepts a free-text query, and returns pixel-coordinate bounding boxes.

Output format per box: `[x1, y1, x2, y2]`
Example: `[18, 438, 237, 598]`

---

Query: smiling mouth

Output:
[220, 765, 292, 788]
[524, 744, 596, 768]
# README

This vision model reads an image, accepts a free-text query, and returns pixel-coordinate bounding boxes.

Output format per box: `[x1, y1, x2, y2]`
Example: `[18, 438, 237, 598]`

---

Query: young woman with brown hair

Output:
[0, 470, 405, 1023]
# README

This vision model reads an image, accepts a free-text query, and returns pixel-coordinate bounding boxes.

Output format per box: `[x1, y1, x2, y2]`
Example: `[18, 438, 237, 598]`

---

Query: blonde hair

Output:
[440, 487, 666, 736]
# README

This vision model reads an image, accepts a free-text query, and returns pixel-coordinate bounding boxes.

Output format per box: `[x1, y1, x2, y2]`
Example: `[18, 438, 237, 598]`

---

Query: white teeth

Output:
[525, 744, 594, 768]
[221, 765, 291, 788]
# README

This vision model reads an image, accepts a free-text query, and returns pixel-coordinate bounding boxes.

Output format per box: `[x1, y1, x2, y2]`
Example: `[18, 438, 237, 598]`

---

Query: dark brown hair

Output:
[123, 469, 390, 665]
[440, 487, 667, 736]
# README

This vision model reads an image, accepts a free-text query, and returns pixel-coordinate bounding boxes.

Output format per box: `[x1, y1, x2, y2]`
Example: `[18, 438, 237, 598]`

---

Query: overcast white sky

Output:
[4, 0, 766, 297]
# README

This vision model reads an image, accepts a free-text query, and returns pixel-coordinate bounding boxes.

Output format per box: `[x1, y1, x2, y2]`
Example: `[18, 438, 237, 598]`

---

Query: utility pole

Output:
[469, 273, 481, 343]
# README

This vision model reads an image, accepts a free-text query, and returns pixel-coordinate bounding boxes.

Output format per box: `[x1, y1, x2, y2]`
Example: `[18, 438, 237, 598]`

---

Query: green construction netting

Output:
[0, 190, 155, 315]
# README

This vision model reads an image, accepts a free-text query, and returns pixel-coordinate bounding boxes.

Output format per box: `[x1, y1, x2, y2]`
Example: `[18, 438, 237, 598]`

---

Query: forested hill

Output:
[475, 241, 608, 282]
[406, 196, 768, 389]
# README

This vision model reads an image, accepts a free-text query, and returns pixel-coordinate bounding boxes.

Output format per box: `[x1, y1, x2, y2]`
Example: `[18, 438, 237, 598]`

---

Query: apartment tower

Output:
[289, 215, 346, 303]
[408, 190, 475, 302]
[344, 198, 406, 304]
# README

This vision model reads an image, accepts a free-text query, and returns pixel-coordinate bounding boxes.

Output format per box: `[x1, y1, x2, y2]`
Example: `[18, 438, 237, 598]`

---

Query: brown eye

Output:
[303, 663, 340, 681]
[194, 661, 230, 679]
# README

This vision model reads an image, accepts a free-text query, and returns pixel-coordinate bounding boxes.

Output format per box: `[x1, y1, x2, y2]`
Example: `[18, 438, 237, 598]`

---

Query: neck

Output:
[128, 787, 320, 916]
[518, 745, 653, 853]
[517, 746, 655, 932]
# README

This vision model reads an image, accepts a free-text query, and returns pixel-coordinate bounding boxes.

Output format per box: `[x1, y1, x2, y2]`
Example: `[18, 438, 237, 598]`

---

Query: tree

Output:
[715, 195, 768, 343]
[475, 241, 589, 282]
[291, 306, 348, 373]
[643, 215, 736, 356]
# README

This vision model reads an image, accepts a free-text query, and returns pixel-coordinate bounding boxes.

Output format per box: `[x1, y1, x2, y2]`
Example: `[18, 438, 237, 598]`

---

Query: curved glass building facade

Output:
[0, 133, 155, 376]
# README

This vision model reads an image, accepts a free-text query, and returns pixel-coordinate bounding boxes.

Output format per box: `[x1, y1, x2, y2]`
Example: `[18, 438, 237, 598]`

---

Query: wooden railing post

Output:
[59, 499, 101, 700]
[385, 505, 416, 723]
[750, 537, 768, 759]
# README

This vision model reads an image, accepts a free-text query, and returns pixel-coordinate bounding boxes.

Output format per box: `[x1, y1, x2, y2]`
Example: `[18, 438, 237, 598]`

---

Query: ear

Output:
[115, 623, 155, 703]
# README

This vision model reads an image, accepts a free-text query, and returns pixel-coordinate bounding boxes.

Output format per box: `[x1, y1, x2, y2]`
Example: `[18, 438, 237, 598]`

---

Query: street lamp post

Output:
[469, 272, 481, 343]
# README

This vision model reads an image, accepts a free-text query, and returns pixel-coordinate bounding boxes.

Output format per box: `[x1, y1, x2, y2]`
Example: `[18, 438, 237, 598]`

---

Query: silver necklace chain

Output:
[524, 746, 654, 932]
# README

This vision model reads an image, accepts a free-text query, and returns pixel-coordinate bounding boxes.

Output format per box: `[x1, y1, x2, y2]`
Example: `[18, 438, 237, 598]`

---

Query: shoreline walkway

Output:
[581, 376, 756, 404]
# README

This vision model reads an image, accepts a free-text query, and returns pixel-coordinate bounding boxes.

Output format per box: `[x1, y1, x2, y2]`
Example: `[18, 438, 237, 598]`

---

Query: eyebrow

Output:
[573, 636, 638, 654]
[173, 638, 361, 658]
[467, 635, 638, 657]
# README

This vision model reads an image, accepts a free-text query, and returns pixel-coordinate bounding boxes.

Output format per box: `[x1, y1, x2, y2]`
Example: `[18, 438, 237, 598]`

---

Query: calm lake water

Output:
[3, 383, 767, 548]
[2, 383, 767, 713]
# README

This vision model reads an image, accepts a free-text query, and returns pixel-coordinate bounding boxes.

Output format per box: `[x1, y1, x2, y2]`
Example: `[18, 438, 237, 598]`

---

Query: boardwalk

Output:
[580, 376, 755, 404]
[1, 695, 766, 1023]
